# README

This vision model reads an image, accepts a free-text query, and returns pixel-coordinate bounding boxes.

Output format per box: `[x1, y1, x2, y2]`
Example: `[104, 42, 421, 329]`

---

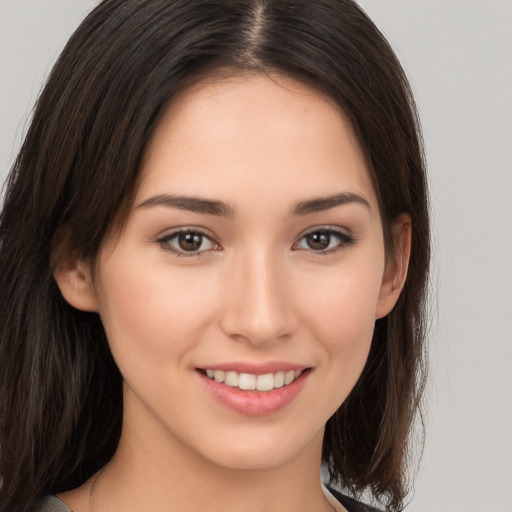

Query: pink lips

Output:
[197, 363, 311, 416]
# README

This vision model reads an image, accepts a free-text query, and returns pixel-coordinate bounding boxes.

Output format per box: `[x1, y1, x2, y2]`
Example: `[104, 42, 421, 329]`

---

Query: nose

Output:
[219, 249, 296, 346]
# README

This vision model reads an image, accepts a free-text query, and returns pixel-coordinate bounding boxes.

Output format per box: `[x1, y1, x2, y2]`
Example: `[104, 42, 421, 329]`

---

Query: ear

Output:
[375, 214, 412, 319]
[53, 253, 100, 312]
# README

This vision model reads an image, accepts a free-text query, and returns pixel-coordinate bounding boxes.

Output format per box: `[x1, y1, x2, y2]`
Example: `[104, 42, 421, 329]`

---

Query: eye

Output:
[157, 229, 220, 256]
[294, 228, 355, 253]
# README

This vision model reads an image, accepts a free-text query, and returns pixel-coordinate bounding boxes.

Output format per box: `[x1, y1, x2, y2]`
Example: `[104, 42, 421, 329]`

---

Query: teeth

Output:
[256, 373, 274, 391]
[284, 370, 295, 385]
[224, 371, 239, 387]
[274, 371, 285, 388]
[204, 368, 306, 391]
[239, 373, 256, 390]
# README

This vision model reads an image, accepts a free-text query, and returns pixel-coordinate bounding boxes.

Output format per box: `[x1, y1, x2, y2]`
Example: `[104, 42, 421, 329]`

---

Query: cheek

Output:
[301, 261, 383, 340]
[295, 256, 384, 385]
[95, 255, 220, 372]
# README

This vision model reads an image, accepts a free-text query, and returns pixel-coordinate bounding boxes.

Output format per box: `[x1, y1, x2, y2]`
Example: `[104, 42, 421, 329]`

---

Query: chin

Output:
[189, 425, 325, 472]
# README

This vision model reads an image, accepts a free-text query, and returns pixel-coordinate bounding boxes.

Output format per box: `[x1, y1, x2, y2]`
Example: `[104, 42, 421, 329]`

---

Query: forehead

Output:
[138, 72, 377, 211]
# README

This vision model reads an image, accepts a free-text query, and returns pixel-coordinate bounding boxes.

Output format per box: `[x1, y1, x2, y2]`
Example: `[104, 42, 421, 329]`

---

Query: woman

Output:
[0, 1, 430, 511]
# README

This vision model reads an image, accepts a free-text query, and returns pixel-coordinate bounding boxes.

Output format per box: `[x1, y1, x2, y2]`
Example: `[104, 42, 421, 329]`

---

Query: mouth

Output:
[199, 368, 310, 392]
[197, 366, 312, 416]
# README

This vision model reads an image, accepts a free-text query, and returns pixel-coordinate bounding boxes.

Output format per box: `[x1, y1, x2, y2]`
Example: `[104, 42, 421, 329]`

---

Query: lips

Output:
[197, 364, 311, 416]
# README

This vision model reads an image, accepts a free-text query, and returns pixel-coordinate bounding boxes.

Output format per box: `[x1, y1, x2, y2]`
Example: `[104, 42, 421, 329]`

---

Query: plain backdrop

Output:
[1, 2, 511, 511]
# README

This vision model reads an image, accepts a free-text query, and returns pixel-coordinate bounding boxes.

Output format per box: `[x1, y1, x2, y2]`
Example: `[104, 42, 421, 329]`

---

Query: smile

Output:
[198, 366, 312, 416]
[204, 369, 305, 392]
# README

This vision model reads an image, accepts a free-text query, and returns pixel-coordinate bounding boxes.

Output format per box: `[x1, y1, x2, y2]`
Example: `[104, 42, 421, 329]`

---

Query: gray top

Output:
[35, 496, 72, 512]
[35, 489, 382, 512]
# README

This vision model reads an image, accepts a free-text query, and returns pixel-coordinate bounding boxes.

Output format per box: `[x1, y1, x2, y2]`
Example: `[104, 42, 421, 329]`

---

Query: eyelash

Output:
[157, 228, 220, 257]
[156, 227, 356, 257]
[293, 228, 356, 255]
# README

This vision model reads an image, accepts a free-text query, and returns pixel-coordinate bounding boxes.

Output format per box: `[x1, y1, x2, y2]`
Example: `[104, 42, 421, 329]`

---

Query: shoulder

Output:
[326, 486, 385, 512]
[33, 496, 73, 512]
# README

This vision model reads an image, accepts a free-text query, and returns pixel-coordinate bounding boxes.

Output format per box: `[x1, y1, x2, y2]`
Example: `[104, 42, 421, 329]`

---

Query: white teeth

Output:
[224, 371, 239, 387]
[284, 371, 295, 385]
[256, 373, 274, 391]
[238, 373, 256, 390]
[204, 368, 306, 391]
[274, 371, 285, 388]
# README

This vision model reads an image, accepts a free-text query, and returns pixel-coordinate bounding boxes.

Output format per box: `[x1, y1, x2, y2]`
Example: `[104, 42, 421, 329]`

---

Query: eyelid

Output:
[154, 224, 356, 257]
[293, 225, 357, 254]
[156, 226, 221, 257]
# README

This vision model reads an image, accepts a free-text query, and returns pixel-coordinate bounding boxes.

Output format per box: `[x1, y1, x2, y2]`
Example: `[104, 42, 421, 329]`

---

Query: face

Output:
[66, 73, 402, 472]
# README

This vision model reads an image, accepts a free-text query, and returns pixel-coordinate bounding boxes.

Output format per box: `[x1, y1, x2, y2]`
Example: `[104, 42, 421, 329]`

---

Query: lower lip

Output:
[198, 370, 310, 416]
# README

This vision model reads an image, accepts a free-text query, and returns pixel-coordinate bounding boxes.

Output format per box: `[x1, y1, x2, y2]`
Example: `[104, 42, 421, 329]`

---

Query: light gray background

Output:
[1, 1, 511, 511]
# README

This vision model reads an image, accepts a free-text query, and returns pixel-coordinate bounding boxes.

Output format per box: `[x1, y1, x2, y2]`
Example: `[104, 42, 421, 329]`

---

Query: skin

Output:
[56, 73, 410, 512]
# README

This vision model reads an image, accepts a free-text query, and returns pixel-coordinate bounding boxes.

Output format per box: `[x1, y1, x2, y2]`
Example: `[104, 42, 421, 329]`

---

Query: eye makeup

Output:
[154, 224, 357, 259]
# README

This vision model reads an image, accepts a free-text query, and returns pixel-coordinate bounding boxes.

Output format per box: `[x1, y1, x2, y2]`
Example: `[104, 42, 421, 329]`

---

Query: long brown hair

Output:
[0, 1, 430, 511]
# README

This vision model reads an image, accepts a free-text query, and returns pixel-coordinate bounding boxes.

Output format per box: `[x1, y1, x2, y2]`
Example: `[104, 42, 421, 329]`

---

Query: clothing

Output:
[35, 496, 72, 512]
[36, 488, 383, 512]
[327, 487, 384, 512]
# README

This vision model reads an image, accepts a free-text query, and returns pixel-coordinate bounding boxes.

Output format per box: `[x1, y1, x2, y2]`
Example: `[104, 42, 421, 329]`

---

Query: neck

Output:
[98, 434, 329, 512]
[59, 387, 339, 512]
[88, 416, 332, 512]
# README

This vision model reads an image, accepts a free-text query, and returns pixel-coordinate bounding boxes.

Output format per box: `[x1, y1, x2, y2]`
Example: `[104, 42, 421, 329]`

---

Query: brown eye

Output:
[158, 229, 219, 256]
[294, 228, 356, 254]
[178, 232, 203, 251]
[305, 231, 331, 250]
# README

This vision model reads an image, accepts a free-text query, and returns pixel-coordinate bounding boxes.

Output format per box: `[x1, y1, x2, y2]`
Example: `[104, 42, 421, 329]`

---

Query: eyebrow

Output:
[137, 194, 236, 217]
[293, 192, 371, 215]
[137, 192, 370, 217]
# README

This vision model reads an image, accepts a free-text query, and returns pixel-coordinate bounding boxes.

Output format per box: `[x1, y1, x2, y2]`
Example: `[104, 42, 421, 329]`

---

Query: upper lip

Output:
[197, 361, 310, 375]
